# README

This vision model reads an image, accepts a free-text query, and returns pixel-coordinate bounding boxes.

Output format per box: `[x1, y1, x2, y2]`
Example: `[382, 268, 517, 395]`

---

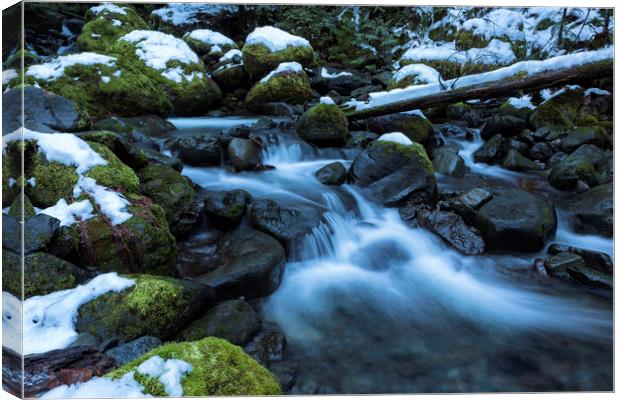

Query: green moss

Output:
[106, 338, 281, 396]
[375, 141, 434, 174]
[530, 87, 586, 129]
[77, 5, 148, 53]
[28, 154, 79, 208]
[5, 49, 40, 68]
[296, 103, 348, 144]
[242, 42, 315, 81]
[510, 39, 527, 60]
[536, 17, 553, 31]
[400, 59, 497, 80]
[85, 141, 140, 193]
[245, 71, 312, 108]
[183, 35, 237, 59]
[455, 29, 489, 51]
[2, 153, 19, 207]
[8, 195, 36, 221]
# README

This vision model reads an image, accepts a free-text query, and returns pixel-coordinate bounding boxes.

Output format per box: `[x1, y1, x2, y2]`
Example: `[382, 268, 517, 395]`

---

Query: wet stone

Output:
[544, 252, 586, 279]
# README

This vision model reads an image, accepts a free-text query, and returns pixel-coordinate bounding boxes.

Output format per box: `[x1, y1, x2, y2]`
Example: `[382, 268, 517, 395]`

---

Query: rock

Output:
[548, 144, 611, 190]
[346, 131, 379, 148]
[228, 138, 262, 170]
[350, 84, 382, 98]
[104, 336, 162, 366]
[77, 3, 148, 52]
[2, 213, 21, 253]
[432, 146, 467, 177]
[76, 274, 215, 342]
[212, 64, 247, 89]
[528, 142, 553, 161]
[315, 162, 346, 185]
[529, 86, 585, 129]
[562, 183, 612, 237]
[137, 164, 200, 238]
[567, 266, 612, 290]
[164, 131, 224, 166]
[501, 149, 542, 172]
[473, 134, 505, 163]
[544, 251, 586, 279]
[480, 115, 527, 140]
[245, 68, 312, 110]
[2, 251, 90, 298]
[560, 125, 608, 153]
[178, 227, 286, 300]
[258, 332, 287, 362]
[548, 243, 612, 274]
[268, 360, 298, 391]
[498, 100, 533, 121]
[296, 103, 348, 145]
[104, 337, 281, 396]
[92, 115, 175, 138]
[450, 188, 493, 223]
[204, 189, 252, 230]
[182, 30, 238, 61]
[348, 140, 437, 207]
[2, 87, 90, 135]
[417, 210, 485, 255]
[366, 113, 433, 144]
[48, 225, 80, 261]
[310, 67, 370, 95]
[474, 189, 557, 252]
[23, 213, 60, 254]
[176, 299, 261, 345]
[250, 199, 323, 252]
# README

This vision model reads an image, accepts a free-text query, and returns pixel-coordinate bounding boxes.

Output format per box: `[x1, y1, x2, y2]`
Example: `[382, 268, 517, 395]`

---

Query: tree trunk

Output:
[557, 8, 568, 48]
[342, 60, 612, 120]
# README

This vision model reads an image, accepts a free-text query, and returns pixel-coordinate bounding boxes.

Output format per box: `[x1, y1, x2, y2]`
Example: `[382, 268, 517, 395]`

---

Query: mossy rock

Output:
[2, 251, 90, 298]
[8, 194, 36, 221]
[296, 103, 348, 145]
[2, 152, 20, 207]
[242, 43, 314, 82]
[106, 337, 281, 396]
[183, 35, 238, 61]
[85, 141, 140, 193]
[77, 4, 149, 53]
[137, 163, 199, 238]
[245, 71, 312, 110]
[498, 100, 533, 121]
[367, 113, 433, 144]
[76, 274, 214, 342]
[77, 194, 177, 275]
[530, 87, 588, 129]
[5, 49, 41, 69]
[454, 29, 489, 51]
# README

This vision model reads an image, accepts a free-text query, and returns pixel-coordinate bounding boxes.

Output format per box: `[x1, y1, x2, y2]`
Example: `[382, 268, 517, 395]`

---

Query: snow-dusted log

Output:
[343, 49, 613, 120]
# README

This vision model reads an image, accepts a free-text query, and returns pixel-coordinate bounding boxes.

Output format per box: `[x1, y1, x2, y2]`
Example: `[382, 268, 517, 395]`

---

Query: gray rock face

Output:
[23, 213, 61, 254]
[176, 299, 261, 345]
[548, 144, 611, 191]
[315, 162, 346, 185]
[418, 209, 485, 255]
[203, 189, 252, 230]
[92, 115, 175, 138]
[547, 243, 613, 274]
[105, 336, 162, 365]
[474, 189, 557, 252]
[480, 115, 527, 140]
[164, 131, 224, 166]
[544, 251, 586, 278]
[432, 146, 467, 177]
[473, 134, 505, 163]
[3, 87, 87, 135]
[563, 183, 612, 237]
[501, 149, 542, 172]
[451, 188, 493, 224]
[2, 213, 21, 254]
[228, 138, 261, 171]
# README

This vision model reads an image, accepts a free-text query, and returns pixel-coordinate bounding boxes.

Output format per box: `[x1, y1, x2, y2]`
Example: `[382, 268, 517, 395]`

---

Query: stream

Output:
[176, 116, 612, 393]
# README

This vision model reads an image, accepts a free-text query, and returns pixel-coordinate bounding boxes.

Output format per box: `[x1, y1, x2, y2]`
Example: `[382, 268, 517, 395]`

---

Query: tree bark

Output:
[342, 59, 612, 120]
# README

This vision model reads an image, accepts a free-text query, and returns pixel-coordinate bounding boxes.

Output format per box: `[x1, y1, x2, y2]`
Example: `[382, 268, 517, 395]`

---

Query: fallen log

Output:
[343, 59, 612, 120]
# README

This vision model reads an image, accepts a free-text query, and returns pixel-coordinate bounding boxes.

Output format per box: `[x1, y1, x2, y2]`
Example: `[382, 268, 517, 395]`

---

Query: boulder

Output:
[2, 87, 90, 135]
[137, 164, 200, 238]
[562, 183, 612, 237]
[480, 115, 527, 140]
[212, 64, 247, 89]
[24, 213, 61, 254]
[544, 252, 586, 279]
[473, 134, 505, 164]
[178, 227, 286, 300]
[92, 115, 175, 138]
[77, 3, 148, 52]
[529, 86, 587, 129]
[104, 337, 281, 396]
[296, 103, 348, 145]
[76, 274, 215, 342]
[474, 189, 557, 252]
[105, 336, 162, 366]
[366, 113, 433, 144]
[348, 140, 437, 207]
[501, 149, 542, 172]
[450, 188, 493, 224]
[310, 67, 370, 95]
[559, 125, 608, 153]
[567, 265, 612, 290]
[432, 146, 467, 177]
[164, 131, 224, 166]
[418, 210, 485, 255]
[203, 189, 252, 230]
[176, 299, 261, 345]
[182, 29, 238, 61]
[245, 67, 312, 110]
[2, 213, 21, 253]
[548, 144, 611, 190]
[528, 142, 553, 161]
[346, 131, 379, 148]
[314, 162, 346, 185]
[548, 243, 612, 274]
[228, 138, 262, 171]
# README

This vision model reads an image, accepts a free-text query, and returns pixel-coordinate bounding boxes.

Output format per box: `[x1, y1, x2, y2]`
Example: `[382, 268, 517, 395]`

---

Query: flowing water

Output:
[178, 118, 613, 394]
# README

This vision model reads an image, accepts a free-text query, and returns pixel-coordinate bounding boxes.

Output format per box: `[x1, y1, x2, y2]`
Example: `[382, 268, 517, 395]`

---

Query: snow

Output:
[112, 19, 122, 27]
[101, 76, 110, 83]
[507, 94, 535, 110]
[218, 49, 243, 65]
[400, 39, 516, 66]
[2, 273, 135, 355]
[320, 96, 335, 105]
[41, 374, 148, 399]
[90, 3, 127, 16]
[320, 67, 352, 79]
[402, 109, 427, 119]
[186, 29, 235, 47]
[39, 198, 95, 226]
[2, 69, 18, 85]
[377, 132, 413, 146]
[259, 61, 303, 83]
[26, 53, 117, 81]
[137, 356, 193, 396]
[245, 26, 310, 52]
[393, 64, 441, 85]
[348, 47, 613, 111]
[75, 176, 132, 225]
[120, 30, 202, 83]
[540, 84, 581, 102]
[584, 88, 611, 96]
[152, 3, 238, 26]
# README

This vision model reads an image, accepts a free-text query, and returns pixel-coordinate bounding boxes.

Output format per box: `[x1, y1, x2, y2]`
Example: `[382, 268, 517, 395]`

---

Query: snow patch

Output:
[320, 67, 352, 79]
[246, 26, 310, 52]
[401, 39, 516, 66]
[260, 61, 303, 83]
[26, 53, 117, 82]
[2, 69, 18, 85]
[101, 76, 110, 83]
[584, 88, 611, 96]
[112, 19, 122, 27]
[2, 273, 135, 355]
[90, 3, 127, 16]
[377, 132, 413, 146]
[393, 64, 441, 85]
[186, 29, 235, 47]
[41, 374, 148, 398]
[402, 109, 427, 119]
[39, 198, 95, 226]
[507, 95, 535, 110]
[320, 96, 335, 105]
[137, 356, 193, 396]
[152, 3, 238, 26]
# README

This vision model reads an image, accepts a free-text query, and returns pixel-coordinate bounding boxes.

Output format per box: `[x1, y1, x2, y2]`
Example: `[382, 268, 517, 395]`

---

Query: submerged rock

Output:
[204, 189, 252, 230]
[418, 209, 485, 255]
[314, 162, 346, 185]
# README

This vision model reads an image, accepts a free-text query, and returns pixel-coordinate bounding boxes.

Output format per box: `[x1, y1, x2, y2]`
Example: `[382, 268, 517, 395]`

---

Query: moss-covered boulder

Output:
[242, 26, 314, 81]
[105, 337, 281, 396]
[562, 183, 612, 237]
[2, 152, 20, 207]
[388, 64, 441, 90]
[296, 102, 348, 145]
[76, 194, 178, 275]
[529, 87, 593, 129]
[77, 3, 149, 53]
[183, 29, 237, 61]
[367, 113, 433, 144]
[137, 163, 200, 238]
[548, 144, 612, 191]
[84, 141, 140, 193]
[76, 274, 215, 342]
[245, 63, 312, 110]
[212, 64, 247, 90]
